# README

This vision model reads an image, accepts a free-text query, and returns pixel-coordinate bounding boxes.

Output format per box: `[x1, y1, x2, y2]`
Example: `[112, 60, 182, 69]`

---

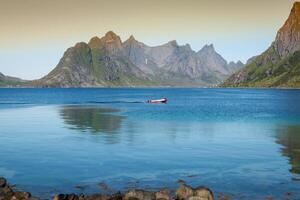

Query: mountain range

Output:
[223, 2, 300, 88]
[0, 33, 244, 87]
[1, 2, 300, 88]
[28, 32, 243, 87]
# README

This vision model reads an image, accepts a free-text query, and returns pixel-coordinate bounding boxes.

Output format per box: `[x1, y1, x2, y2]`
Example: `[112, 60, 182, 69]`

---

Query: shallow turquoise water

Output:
[0, 88, 300, 199]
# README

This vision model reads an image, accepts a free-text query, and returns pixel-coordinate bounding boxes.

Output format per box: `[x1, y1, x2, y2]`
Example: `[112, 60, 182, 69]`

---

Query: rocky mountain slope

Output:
[33, 31, 243, 87]
[223, 2, 300, 88]
[0, 72, 26, 87]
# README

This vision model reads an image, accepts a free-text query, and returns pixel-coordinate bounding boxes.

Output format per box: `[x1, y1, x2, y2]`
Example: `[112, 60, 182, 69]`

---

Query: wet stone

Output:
[124, 189, 156, 200]
[155, 189, 171, 200]
[11, 191, 32, 200]
[0, 178, 6, 188]
[176, 184, 214, 200]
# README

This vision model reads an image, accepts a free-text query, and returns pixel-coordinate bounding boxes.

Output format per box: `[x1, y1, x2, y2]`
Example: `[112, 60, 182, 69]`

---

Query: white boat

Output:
[147, 98, 168, 103]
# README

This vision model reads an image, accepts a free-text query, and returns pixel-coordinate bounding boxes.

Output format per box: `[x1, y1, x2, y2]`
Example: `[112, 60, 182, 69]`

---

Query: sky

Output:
[0, 0, 296, 80]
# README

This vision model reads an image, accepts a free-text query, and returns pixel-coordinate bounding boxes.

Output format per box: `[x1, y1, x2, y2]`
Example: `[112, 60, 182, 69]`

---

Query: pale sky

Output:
[0, 0, 296, 80]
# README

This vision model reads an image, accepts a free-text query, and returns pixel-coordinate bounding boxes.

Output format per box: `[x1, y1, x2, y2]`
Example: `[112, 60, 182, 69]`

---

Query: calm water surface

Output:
[0, 88, 300, 199]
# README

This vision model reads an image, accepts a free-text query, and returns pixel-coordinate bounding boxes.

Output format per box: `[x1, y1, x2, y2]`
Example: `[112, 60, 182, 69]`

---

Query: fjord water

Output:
[0, 88, 300, 199]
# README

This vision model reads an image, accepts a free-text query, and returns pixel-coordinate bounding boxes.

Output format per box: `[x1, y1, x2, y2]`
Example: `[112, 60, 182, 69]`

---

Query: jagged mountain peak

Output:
[293, 1, 300, 12]
[123, 35, 141, 45]
[98, 31, 123, 53]
[195, 43, 231, 75]
[103, 31, 120, 40]
[74, 42, 89, 49]
[101, 31, 122, 45]
[228, 60, 244, 65]
[199, 44, 215, 52]
[183, 43, 192, 51]
[236, 60, 244, 65]
[128, 35, 136, 41]
[197, 44, 218, 57]
[227, 60, 244, 73]
[165, 40, 178, 47]
[88, 36, 102, 48]
[88, 31, 123, 50]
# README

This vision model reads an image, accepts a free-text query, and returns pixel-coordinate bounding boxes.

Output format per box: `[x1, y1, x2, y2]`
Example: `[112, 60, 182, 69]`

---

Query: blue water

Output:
[0, 88, 300, 199]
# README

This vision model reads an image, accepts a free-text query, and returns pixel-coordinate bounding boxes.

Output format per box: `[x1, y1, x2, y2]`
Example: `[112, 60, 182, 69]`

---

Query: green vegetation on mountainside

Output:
[223, 48, 300, 88]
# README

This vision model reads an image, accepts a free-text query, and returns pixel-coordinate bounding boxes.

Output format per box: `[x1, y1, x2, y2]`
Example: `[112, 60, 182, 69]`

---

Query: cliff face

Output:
[34, 32, 242, 87]
[223, 2, 300, 88]
[122, 35, 160, 75]
[275, 2, 300, 58]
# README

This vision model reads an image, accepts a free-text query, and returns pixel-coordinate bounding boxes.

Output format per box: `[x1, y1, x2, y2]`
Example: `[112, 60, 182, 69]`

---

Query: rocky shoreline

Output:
[0, 177, 214, 200]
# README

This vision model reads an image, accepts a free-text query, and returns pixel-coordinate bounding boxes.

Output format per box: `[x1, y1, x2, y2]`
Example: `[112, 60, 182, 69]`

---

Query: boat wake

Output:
[85, 101, 145, 104]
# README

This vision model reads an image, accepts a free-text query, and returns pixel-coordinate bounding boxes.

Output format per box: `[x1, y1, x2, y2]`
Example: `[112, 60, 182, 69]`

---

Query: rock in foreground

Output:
[176, 184, 214, 200]
[0, 177, 35, 200]
[53, 185, 214, 200]
[0, 177, 214, 200]
[53, 186, 214, 200]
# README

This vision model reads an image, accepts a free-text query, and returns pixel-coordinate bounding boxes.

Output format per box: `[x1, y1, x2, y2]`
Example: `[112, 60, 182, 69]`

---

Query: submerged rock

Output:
[98, 183, 110, 191]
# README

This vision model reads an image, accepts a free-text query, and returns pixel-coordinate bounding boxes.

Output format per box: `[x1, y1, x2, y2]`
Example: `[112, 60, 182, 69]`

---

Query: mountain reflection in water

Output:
[59, 106, 125, 134]
[276, 125, 300, 175]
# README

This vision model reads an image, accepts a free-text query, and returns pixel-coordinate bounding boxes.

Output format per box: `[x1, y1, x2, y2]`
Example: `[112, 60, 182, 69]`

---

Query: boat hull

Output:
[147, 98, 168, 103]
